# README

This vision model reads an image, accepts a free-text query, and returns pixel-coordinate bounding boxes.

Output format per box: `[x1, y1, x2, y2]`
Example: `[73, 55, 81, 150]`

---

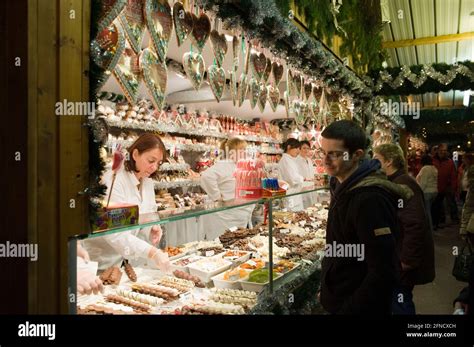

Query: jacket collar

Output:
[387, 168, 405, 181]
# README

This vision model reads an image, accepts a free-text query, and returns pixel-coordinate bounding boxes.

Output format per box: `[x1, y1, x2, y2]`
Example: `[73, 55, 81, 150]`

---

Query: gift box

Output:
[92, 204, 139, 232]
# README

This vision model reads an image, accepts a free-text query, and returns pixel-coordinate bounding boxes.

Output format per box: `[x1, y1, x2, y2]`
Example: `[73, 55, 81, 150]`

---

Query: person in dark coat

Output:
[319, 120, 413, 315]
[374, 144, 436, 314]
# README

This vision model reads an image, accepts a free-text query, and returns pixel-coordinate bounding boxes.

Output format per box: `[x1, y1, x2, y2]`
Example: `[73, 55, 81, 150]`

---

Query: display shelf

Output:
[159, 162, 190, 172]
[76, 186, 329, 240]
[105, 118, 282, 144]
[154, 179, 201, 190]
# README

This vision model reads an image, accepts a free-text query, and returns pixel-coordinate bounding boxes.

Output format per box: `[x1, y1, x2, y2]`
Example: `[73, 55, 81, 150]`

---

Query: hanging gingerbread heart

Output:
[292, 73, 302, 98]
[262, 58, 272, 83]
[190, 13, 211, 52]
[230, 70, 238, 106]
[183, 51, 205, 90]
[304, 82, 312, 101]
[310, 100, 319, 119]
[249, 78, 260, 109]
[272, 61, 284, 86]
[286, 69, 294, 97]
[91, 22, 126, 72]
[258, 82, 267, 112]
[293, 100, 305, 125]
[96, 0, 127, 33]
[232, 36, 239, 70]
[139, 48, 167, 112]
[237, 73, 248, 107]
[173, 2, 193, 46]
[267, 84, 280, 112]
[113, 47, 141, 105]
[210, 30, 227, 68]
[250, 52, 267, 81]
[284, 91, 291, 118]
[208, 65, 226, 102]
[144, 0, 173, 63]
[119, 0, 145, 54]
[312, 83, 322, 101]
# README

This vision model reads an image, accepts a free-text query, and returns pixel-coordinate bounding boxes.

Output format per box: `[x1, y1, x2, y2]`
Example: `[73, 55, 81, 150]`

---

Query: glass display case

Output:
[69, 187, 330, 315]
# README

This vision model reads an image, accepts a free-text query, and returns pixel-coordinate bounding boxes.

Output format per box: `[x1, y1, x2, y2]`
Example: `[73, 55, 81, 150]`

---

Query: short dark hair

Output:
[321, 120, 367, 154]
[300, 140, 311, 148]
[421, 155, 433, 166]
[283, 138, 301, 152]
[125, 133, 167, 179]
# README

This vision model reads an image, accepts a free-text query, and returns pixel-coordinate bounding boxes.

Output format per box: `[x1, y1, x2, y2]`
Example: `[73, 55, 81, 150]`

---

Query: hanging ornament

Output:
[91, 21, 126, 88]
[183, 51, 205, 90]
[262, 58, 272, 83]
[173, 2, 193, 47]
[258, 82, 267, 112]
[139, 47, 167, 112]
[208, 64, 226, 102]
[119, 0, 145, 54]
[272, 61, 284, 86]
[284, 90, 291, 118]
[144, 0, 173, 63]
[267, 84, 280, 112]
[229, 70, 238, 106]
[210, 30, 227, 67]
[113, 47, 141, 105]
[237, 73, 248, 107]
[96, 0, 127, 34]
[250, 51, 267, 81]
[249, 78, 260, 109]
[190, 13, 211, 52]
[232, 36, 239, 71]
[304, 82, 312, 101]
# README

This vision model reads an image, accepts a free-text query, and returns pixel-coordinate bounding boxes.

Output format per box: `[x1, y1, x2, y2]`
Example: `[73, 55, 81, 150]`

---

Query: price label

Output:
[247, 259, 257, 267]
[299, 221, 306, 226]
[205, 251, 215, 257]
[280, 229, 290, 234]
[229, 226, 238, 232]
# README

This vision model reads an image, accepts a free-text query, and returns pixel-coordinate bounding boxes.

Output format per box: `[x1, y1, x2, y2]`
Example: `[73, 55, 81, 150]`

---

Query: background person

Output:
[374, 144, 435, 315]
[278, 138, 305, 211]
[416, 155, 438, 232]
[296, 140, 317, 208]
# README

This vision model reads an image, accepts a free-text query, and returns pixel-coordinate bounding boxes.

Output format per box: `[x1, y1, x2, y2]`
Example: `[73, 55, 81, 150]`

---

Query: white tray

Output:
[187, 259, 232, 283]
[211, 269, 251, 290]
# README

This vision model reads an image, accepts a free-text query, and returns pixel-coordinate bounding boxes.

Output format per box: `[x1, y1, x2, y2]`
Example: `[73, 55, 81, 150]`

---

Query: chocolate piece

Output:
[105, 294, 151, 313]
[123, 262, 137, 282]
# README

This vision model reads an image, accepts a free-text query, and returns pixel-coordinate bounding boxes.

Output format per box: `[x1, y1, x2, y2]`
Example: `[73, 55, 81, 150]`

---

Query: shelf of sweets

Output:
[98, 101, 282, 145]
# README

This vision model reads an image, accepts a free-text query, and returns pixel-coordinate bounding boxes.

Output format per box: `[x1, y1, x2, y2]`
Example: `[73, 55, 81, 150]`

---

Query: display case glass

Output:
[69, 187, 330, 315]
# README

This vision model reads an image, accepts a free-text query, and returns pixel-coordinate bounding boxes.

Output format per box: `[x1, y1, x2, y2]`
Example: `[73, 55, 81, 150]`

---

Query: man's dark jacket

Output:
[321, 160, 413, 314]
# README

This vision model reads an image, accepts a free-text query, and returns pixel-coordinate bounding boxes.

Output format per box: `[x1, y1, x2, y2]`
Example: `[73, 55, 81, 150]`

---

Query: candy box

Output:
[92, 204, 139, 232]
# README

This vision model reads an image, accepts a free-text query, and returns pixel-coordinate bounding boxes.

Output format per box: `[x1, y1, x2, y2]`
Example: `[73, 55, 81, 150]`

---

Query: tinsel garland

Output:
[249, 253, 323, 314]
[370, 61, 474, 96]
[197, 0, 372, 100]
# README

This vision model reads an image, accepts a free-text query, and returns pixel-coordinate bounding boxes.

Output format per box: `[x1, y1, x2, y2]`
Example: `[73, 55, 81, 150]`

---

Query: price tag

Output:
[280, 229, 290, 234]
[205, 251, 215, 257]
[305, 227, 311, 232]
[311, 222, 320, 229]
[180, 292, 192, 301]
[299, 221, 306, 227]
[229, 226, 238, 232]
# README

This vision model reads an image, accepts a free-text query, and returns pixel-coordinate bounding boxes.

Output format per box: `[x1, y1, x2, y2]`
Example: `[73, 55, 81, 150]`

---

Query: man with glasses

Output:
[319, 120, 412, 314]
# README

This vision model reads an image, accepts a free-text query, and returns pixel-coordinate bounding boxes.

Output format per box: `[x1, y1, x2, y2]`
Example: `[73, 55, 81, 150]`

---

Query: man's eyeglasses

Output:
[315, 149, 347, 161]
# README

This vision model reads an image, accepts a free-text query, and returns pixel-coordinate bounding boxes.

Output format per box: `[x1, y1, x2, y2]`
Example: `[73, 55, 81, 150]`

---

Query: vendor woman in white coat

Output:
[84, 133, 170, 272]
[199, 138, 254, 240]
[296, 140, 317, 208]
[278, 138, 308, 211]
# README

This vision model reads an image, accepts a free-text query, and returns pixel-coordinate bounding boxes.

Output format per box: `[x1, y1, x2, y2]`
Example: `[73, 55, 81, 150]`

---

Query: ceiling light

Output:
[458, 145, 461, 149]
[446, 121, 450, 124]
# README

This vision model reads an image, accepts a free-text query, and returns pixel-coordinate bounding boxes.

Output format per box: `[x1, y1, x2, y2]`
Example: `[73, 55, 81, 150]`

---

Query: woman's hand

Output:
[150, 226, 163, 246]
[77, 242, 90, 262]
[77, 270, 103, 295]
[152, 250, 171, 273]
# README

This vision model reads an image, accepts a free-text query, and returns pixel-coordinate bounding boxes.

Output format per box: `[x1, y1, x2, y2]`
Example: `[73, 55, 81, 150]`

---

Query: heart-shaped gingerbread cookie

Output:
[258, 82, 268, 112]
[190, 13, 211, 52]
[230, 70, 238, 106]
[183, 52, 205, 90]
[262, 58, 272, 83]
[173, 2, 193, 47]
[210, 30, 227, 68]
[267, 84, 280, 112]
[272, 61, 284, 86]
[113, 47, 141, 105]
[119, 0, 145, 54]
[237, 73, 248, 107]
[250, 52, 267, 81]
[208, 65, 226, 102]
[139, 48, 167, 112]
[96, 0, 127, 34]
[144, 0, 173, 63]
[249, 78, 260, 109]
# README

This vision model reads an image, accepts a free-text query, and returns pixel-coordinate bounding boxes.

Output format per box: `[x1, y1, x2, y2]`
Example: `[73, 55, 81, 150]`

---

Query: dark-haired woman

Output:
[84, 133, 171, 272]
[278, 138, 305, 211]
[416, 155, 438, 232]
